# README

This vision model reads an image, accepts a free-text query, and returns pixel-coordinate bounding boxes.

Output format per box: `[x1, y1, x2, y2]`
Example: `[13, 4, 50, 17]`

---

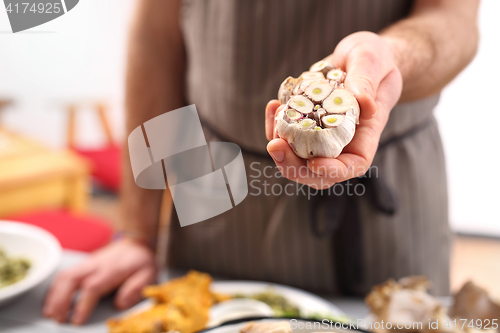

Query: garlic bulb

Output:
[276, 60, 359, 159]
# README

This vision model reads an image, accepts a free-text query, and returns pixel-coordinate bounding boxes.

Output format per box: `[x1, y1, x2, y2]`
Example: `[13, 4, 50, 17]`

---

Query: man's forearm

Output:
[380, 0, 480, 101]
[119, 0, 185, 244]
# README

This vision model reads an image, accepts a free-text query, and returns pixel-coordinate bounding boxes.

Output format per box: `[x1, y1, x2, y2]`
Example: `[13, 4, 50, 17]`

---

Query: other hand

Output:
[43, 238, 157, 325]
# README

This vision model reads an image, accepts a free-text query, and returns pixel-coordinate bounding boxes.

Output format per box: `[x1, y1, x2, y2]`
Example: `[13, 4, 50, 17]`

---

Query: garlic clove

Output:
[326, 69, 346, 82]
[288, 95, 314, 114]
[299, 71, 325, 81]
[329, 80, 339, 89]
[304, 81, 334, 103]
[291, 79, 309, 95]
[299, 79, 315, 89]
[323, 88, 357, 114]
[298, 118, 317, 130]
[283, 108, 303, 122]
[309, 60, 334, 75]
[322, 114, 345, 128]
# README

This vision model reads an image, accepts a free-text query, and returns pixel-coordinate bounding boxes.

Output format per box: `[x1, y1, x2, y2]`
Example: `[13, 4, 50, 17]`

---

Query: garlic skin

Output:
[276, 60, 359, 159]
[277, 76, 298, 105]
[276, 108, 357, 159]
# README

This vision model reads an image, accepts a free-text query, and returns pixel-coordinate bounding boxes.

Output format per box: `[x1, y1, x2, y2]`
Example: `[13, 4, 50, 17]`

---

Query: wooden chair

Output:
[66, 102, 122, 192]
[0, 99, 115, 252]
[0, 98, 90, 216]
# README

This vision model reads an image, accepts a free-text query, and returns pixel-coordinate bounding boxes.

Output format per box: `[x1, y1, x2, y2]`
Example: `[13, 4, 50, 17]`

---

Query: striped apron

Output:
[167, 0, 451, 296]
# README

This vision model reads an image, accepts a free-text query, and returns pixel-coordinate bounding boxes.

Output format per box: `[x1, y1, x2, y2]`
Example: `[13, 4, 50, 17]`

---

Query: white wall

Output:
[0, 0, 499, 236]
[0, 0, 136, 148]
[435, 0, 500, 236]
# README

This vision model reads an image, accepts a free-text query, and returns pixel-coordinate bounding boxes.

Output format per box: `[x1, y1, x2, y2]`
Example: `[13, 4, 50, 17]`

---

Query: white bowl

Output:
[0, 221, 62, 306]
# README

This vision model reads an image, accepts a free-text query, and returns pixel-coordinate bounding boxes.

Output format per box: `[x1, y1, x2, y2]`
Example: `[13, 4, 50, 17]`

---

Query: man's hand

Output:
[43, 239, 157, 325]
[266, 32, 402, 189]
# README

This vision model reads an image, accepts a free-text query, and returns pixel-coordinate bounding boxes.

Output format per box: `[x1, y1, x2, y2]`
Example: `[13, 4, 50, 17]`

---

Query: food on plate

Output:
[143, 270, 216, 308]
[107, 303, 170, 333]
[397, 276, 431, 292]
[0, 248, 31, 289]
[235, 290, 301, 317]
[240, 321, 292, 333]
[275, 60, 360, 159]
[107, 271, 229, 333]
[365, 276, 500, 333]
[450, 281, 500, 328]
[365, 276, 451, 333]
[107, 271, 334, 332]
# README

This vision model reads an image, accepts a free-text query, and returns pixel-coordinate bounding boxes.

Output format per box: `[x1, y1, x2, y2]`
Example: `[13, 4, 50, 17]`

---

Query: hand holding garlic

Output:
[266, 32, 403, 188]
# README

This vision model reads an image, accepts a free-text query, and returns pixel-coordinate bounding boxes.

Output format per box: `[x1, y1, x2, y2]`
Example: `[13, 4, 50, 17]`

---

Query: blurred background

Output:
[0, 0, 498, 294]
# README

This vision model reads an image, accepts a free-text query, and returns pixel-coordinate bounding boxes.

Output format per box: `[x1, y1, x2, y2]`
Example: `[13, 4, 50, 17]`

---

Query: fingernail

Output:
[309, 160, 323, 176]
[72, 310, 85, 325]
[269, 150, 285, 163]
[311, 166, 326, 177]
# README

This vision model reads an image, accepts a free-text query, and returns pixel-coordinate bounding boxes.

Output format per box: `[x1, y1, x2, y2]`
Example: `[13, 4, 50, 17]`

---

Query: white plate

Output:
[124, 280, 343, 328]
[208, 298, 275, 328]
[0, 221, 62, 306]
[201, 318, 357, 333]
[211, 281, 343, 318]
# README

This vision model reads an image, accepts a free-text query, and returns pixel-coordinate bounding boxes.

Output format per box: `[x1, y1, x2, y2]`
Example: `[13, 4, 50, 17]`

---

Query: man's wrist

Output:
[112, 230, 157, 251]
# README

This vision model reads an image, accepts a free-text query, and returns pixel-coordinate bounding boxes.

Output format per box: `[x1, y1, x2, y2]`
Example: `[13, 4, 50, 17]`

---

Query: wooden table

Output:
[0, 128, 90, 217]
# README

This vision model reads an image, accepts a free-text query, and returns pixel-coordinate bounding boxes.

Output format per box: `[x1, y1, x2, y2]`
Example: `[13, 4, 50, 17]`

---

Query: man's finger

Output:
[71, 288, 100, 325]
[267, 139, 336, 189]
[343, 48, 389, 120]
[308, 153, 370, 183]
[71, 270, 127, 325]
[114, 266, 157, 310]
[308, 70, 401, 180]
[374, 68, 403, 116]
[345, 74, 379, 120]
[265, 100, 282, 141]
[43, 266, 93, 322]
[308, 113, 385, 180]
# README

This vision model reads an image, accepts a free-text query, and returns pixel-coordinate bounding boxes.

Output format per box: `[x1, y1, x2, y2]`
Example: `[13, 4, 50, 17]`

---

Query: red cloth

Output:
[9, 210, 113, 252]
[74, 145, 121, 192]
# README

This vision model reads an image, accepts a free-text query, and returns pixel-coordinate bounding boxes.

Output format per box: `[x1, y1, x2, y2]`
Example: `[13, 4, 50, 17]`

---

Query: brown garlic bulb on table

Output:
[276, 60, 360, 159]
